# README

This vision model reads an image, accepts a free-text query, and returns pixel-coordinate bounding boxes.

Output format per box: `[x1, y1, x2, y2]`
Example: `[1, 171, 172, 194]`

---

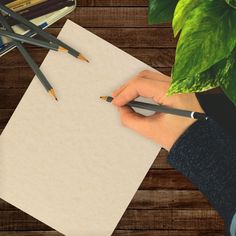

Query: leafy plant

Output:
[148, 0, 178, 24]
[148, 0, 236, 105]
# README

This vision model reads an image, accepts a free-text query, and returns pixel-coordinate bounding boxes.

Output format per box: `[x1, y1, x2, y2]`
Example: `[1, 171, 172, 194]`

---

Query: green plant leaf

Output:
[173, 0, 236, 83]
[225, 0, 236, 9]
[168, 66, 220, 95]
[148, 0, 178, 24]
[219, 50, 236, 105]
[168, 48, 236, 106]
[173, 0, 203, 37]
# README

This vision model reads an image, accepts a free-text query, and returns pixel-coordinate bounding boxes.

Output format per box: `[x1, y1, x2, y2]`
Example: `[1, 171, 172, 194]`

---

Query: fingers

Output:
[112, 83, 128, 97]
[118, 106, 150, 137]
[112, 70, 170, 142]
[112, 74, 140, 98]
[112, 70, 169, 99]
[112, 70, 171, 107]
[138, 70, 171, 82]
[118, 106, 163, 140]
[112, 76, 168, 106]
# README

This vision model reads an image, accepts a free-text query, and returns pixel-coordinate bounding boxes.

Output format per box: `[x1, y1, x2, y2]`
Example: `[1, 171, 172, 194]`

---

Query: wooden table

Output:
[0, 1, 225, 235]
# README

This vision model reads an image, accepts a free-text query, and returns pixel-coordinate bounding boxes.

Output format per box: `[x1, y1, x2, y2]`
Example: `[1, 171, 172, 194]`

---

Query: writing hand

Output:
[112, 70, 204, 151]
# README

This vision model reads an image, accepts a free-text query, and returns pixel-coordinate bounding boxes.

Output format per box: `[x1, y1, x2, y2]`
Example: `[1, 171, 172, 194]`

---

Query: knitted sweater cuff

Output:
[167, 118, 236, 230]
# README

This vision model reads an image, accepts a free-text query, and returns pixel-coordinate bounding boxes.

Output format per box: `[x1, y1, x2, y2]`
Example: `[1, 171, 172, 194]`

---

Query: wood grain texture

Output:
[0, 89, 25, 109]
[0, 209, 224, 231]
[113, 230, 224, 236]
[0, 232, 63, 236]
[0, 67, 171, 89]
[117, 209, 224, 230]
[0, 190, 211, 211]
[77, 0, 148, 6]
[0, 48, 175, 68]
[3, 27, 177, 50]
[0, 1, 225, 236]
[128, 190, 212, 209]
[0, 230, 224, 236]
[51, 8, 171, 28]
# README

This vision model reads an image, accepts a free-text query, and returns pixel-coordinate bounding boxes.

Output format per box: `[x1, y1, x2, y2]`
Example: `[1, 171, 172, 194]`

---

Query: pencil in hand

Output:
[100, 96, 209, 121]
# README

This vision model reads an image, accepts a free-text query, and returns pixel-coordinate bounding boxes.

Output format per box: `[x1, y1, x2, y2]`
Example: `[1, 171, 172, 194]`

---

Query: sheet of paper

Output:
[0, 20, 161, 236]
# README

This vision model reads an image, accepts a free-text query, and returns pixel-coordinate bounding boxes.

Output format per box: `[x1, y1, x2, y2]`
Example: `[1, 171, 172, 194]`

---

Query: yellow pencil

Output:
[6, 0, 29, 8]
[6, 0, 47, 12]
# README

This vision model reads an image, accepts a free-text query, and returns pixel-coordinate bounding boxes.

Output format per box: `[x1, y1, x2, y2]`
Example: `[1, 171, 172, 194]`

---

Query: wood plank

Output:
[128, 190, 211, 209]
[3, 28, 176, 49]
[139, 170, 196, 190]
[0, 209, 224, 231]
[151, 149, 171, 169]
[0, 48, 47, 68]
[0, 190, 211, 211]
[53, 7, 170, 28]
[87, 27, 176, 48]
[0, 67, 33, 89]
[0, 48, 175, 68]
[0, 67, 171, 89]
[0, 109, 14, 129]
[117, 209, 224, 230]
[113, 230, 224, 236]
[0, 232, 63, 236]
[77, 0, 148, 6]
[0, 230, 224, 236]
[0, 211, 51, 231]
[126, 48, 174, 67]
[0, 200, 17, 211]
[44, 27, 177, 48]
[0, 89, 25, 109]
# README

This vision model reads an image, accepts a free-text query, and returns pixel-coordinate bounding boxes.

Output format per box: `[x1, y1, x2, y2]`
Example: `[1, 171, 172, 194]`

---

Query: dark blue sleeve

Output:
[167, 118, 236, 236]
[195, 93, 236, 140]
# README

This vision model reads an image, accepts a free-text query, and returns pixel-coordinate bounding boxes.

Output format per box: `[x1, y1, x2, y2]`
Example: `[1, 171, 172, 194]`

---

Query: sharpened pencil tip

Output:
[100, 96, 108, 101]
[78, 54, 89, 62]
[49, 89, 58, 101]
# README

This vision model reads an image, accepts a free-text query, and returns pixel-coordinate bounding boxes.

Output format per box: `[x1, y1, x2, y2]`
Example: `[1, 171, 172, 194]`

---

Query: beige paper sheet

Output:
[0, 20, 161, 236]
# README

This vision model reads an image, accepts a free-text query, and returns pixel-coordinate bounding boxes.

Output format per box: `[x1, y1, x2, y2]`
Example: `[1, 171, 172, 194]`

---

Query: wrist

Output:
[152, 114, 197, 151]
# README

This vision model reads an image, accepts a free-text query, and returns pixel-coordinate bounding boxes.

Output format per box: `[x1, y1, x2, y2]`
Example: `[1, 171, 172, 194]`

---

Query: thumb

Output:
[118, 106, 151, 137]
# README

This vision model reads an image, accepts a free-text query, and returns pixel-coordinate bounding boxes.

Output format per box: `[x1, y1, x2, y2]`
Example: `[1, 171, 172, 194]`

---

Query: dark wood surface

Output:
[0, 1, 224, 235]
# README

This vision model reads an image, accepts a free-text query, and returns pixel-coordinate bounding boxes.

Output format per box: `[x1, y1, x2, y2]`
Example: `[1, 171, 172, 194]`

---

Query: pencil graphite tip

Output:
[100, 96, 108, 101]
[49, 89, 58, 101]
[78, 54, 89, 63]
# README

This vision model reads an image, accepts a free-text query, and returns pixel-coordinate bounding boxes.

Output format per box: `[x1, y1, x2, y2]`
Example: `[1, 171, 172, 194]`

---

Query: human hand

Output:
[112, 70, 205, 151]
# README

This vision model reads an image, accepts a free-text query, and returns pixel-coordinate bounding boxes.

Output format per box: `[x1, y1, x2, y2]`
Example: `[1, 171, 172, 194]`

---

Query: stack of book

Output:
[0, 0, 76, 56]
